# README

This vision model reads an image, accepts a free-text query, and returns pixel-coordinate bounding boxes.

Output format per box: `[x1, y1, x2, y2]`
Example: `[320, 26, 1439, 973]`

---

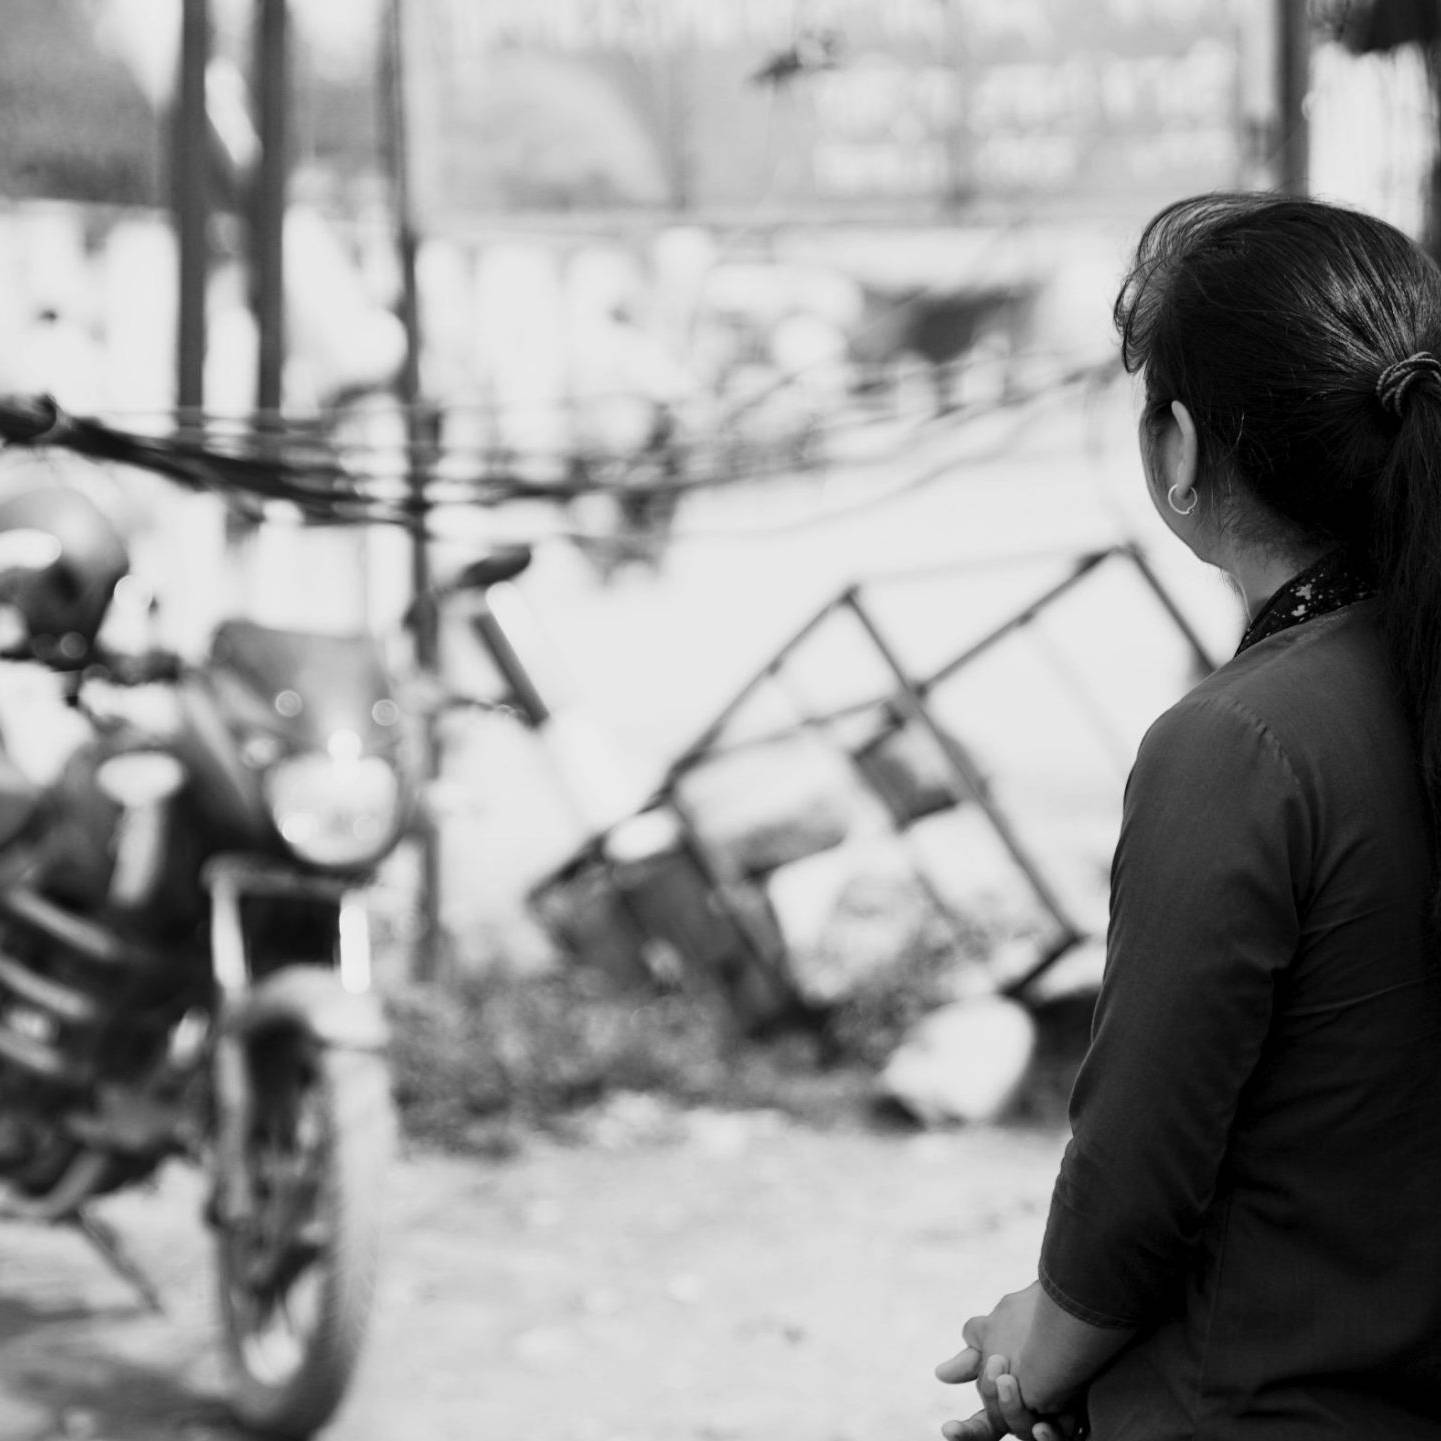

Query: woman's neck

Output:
[1223, 540, 1332, 619]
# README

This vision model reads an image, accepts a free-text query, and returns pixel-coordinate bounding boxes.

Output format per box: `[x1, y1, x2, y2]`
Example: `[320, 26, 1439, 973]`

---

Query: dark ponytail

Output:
[1115, 194, 1441, 888]
[1373, 363, 1441, 836]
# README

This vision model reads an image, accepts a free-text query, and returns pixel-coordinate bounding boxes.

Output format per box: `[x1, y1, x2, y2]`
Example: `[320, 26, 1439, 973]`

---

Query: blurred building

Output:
[396, 0, 1239, 224]
[0, 0, 1437, 642]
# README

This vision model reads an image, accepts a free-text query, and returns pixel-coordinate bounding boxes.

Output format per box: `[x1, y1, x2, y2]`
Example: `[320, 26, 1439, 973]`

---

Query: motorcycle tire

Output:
[215, 1034, 394, 1439]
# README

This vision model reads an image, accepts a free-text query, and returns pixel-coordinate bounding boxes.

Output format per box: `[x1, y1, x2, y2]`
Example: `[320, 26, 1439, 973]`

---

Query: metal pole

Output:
[252, 0, 288, 426]
[381, 0, 445, 982]
[252, 0, 289, 426]
[919, 550, 1114, 695]
[660, 595, 849, 785]
[382, 1, 432, 644]
[842, 588, 1086, 966]
[1276, 0, 1309, 195]
[1122, 544, 1223, 674]
[172, 0, 210, 436]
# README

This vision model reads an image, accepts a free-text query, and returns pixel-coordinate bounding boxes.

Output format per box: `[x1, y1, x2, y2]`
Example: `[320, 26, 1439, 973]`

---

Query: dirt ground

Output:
[0, 1101, 1069, 1441]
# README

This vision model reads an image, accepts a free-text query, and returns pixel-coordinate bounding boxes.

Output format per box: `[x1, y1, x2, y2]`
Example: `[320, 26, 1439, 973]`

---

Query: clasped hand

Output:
[934, 1282, 1080, 1441]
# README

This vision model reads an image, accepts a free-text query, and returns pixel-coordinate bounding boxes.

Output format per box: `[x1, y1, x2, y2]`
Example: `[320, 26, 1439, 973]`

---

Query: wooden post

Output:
[252, 0, 290, 428]
[1276, 0, 1310, 195]
[172, 0, 210, 435]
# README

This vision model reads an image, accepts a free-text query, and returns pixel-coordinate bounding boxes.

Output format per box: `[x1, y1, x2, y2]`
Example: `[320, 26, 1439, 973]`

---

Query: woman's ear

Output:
[1166, 399, 1200, 503]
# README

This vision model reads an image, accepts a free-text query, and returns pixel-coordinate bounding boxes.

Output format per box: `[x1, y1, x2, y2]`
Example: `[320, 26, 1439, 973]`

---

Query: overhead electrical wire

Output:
[0, 350, 1121, 540]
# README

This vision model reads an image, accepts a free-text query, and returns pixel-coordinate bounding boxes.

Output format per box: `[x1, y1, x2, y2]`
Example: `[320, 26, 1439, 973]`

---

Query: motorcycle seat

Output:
[0, 751, 40, 853]
[453, 546, 533, 592]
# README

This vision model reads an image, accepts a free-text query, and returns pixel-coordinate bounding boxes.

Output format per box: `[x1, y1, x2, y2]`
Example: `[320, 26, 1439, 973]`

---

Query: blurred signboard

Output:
[401, 0, 1241, 223]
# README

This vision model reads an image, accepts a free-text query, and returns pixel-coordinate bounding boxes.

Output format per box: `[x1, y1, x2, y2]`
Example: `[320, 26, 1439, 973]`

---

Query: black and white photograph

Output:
[0, 2, 1435, 1438]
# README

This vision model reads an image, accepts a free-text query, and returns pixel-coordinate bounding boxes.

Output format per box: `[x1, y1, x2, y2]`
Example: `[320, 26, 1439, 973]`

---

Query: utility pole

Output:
[252, 0, 290, 430]
[381, 0, 446, 983]
[1276, 0, 1310, 195]
[173, 0, 210, 435]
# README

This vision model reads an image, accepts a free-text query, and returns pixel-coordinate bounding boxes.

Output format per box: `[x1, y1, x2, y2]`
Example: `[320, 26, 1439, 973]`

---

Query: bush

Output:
[385, 965, 873, 1154]
[384, 893, 1041, 1154]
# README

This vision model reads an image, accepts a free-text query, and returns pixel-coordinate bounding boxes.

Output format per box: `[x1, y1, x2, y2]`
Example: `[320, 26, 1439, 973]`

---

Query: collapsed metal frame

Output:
[532, 542, 1221, 1012]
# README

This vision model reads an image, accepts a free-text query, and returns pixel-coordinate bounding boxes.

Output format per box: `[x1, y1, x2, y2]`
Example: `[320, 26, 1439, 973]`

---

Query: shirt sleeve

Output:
[1039, 692, 1310, 1328]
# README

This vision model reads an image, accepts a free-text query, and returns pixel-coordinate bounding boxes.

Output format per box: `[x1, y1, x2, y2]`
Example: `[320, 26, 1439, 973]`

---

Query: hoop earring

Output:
[1167, 484, 1198, 517]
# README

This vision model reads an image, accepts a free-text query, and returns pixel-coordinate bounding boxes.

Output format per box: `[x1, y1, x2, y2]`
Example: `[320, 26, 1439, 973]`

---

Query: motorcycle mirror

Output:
[449, 545, 533, 594]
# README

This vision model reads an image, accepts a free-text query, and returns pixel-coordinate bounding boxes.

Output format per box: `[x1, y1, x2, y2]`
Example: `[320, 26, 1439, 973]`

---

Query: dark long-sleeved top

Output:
[1040, 600, 1441, 1439]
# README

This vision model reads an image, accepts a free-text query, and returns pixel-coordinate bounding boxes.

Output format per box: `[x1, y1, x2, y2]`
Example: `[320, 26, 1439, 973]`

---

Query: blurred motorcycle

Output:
[0, 479, 408, 1437]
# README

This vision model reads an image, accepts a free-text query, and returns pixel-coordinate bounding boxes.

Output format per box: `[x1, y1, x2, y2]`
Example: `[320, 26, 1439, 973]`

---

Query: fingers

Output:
[941, 1409, 1006, 1441]
[935, 1315, 989, 1384]
[974, 1354, 1013, 1438]
[938, 1351, 1011, 1441]
[1035, 1418, 1082, 1441]
[936, 1322, 1078, 1441]
[995, 1371, 1033, 1437]
[934, 1346, 983, 1384]
[978, 1351, 1009, 1405]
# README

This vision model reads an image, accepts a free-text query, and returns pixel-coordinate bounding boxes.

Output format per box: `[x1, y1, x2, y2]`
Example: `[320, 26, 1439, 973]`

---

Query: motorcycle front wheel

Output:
[215, 1034, 394, 1438]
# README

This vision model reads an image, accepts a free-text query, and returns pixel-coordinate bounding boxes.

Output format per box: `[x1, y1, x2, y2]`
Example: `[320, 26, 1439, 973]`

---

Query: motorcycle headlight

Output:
[264, 753, 403, 868]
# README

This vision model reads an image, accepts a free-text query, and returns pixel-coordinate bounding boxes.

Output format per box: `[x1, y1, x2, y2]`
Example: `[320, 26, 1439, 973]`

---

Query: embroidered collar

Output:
[1235, 549, 1377, 656]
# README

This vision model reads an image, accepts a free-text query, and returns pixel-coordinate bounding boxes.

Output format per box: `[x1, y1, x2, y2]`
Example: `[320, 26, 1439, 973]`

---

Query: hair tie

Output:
[1376, 351, 1441, 418]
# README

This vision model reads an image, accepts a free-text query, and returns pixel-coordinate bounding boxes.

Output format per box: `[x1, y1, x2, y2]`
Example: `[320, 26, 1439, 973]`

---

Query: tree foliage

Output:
[0, 0, 162, 205]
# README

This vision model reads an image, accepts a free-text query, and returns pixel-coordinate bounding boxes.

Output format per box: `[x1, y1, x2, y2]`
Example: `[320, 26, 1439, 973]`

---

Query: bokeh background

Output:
[0, 3, 1434, 1438]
